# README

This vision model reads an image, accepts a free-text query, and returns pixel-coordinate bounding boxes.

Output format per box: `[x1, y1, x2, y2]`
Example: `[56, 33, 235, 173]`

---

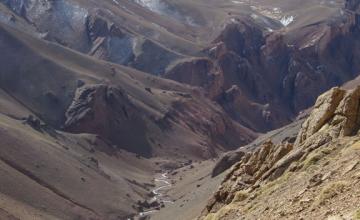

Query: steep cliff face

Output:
[166, 5, 360, 134]
[201, 86, 360, 219]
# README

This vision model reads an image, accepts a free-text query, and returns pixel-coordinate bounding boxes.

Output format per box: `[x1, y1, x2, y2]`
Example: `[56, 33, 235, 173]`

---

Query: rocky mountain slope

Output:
[169, 1, 360, 132]
[0, 20, 255, 159]
[0, 0, 360, 219]
[1, 0, 360, 135]
[200, 85, 360, 219]
[0, 13, 256, 219]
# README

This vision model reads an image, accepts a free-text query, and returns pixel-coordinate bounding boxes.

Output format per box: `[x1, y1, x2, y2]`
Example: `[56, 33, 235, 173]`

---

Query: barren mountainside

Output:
[2, 0, 360, 134]
[0, 0, 359, 220]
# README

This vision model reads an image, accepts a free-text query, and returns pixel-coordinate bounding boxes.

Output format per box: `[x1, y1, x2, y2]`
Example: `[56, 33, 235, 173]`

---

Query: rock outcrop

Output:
[296, 86, 360, 144]
[201, 86, 360, 219]
[203, 140, 294, 216]
[164, 58, 223, 99]
[64, 84, 152, 156]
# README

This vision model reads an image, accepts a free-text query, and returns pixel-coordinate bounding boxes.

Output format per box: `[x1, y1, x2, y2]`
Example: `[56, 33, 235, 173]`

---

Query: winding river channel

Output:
[138, 172, 174, 218]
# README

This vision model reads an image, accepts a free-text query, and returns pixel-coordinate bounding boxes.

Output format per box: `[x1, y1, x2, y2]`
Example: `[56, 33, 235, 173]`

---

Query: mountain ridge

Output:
[0, 0, 360, 219]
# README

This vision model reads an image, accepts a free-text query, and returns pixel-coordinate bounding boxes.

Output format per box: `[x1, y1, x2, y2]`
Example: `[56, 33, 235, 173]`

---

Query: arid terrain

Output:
[0, 0, 359, 219]
[200, 83, 360, 220]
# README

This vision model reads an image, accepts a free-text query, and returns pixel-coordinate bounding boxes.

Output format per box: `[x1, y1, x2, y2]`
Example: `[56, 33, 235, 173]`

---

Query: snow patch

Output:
[280, 15, 294, 27]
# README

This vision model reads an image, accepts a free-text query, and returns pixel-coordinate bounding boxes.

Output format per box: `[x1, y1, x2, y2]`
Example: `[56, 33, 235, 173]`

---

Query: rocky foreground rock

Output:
[200, 86, 360, 219]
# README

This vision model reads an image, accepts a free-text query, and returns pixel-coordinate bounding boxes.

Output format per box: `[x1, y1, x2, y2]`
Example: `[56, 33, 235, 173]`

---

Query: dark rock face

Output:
[64, 84, 152, 156]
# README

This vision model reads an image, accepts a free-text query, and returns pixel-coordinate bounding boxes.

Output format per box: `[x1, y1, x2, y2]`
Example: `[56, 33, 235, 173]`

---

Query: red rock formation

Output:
[167, 8, 360, 134]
